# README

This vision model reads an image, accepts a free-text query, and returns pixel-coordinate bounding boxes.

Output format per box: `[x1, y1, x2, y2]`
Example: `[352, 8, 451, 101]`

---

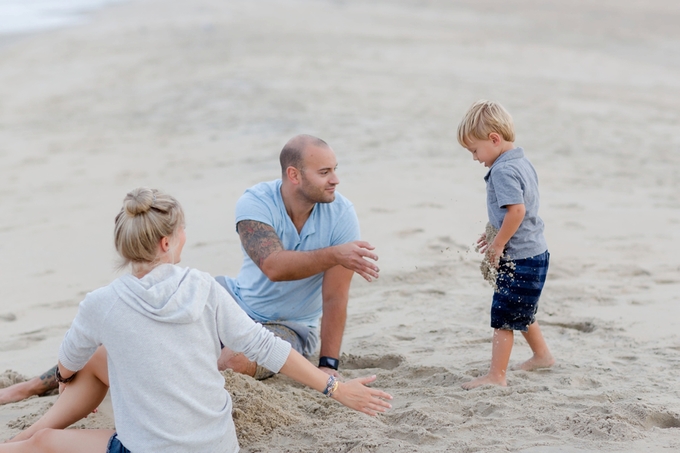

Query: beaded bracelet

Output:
[55, 367, 77, 384]
[322, 375, 339, 398]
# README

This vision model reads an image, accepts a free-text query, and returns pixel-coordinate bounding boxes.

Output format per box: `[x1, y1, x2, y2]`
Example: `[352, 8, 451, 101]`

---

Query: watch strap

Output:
[318, 356, 339, 370]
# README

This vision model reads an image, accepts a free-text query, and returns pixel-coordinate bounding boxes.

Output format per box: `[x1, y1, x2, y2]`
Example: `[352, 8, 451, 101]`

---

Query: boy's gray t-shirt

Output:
[484, 147, 547, 260]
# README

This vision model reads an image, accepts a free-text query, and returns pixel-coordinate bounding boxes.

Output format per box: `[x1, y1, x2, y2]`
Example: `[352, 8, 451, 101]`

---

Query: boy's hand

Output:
[476, 233, 489, 253]
[486, 241, 505, 268]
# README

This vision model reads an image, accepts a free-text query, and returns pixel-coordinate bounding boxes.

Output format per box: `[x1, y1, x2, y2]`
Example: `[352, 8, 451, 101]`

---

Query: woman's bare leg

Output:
[8, 347, 110, 443]
[0, 428, 114, 453]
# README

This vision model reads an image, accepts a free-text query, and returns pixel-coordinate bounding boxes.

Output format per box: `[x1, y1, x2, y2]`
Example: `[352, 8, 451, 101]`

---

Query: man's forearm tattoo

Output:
[40, 365, 59, 391]
[237, 220, 284, 268]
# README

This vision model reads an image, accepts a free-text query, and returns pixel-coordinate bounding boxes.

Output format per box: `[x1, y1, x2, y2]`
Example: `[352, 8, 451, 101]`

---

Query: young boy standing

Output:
[457, 100, 555, 389]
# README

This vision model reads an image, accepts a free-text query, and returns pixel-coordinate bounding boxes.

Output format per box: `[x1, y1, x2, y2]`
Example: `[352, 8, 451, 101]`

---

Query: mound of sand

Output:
[0, 371, 27, 389]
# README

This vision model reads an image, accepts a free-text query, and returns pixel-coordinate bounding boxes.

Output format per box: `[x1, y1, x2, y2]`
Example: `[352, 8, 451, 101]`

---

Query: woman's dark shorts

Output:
[491, 250, 549, 332]
[107, 433, 131, 453]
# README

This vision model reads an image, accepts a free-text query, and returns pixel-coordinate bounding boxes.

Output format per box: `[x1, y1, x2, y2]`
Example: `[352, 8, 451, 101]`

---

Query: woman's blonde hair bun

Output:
[114, 188, 184, 267]
[123, 188, 156, 216]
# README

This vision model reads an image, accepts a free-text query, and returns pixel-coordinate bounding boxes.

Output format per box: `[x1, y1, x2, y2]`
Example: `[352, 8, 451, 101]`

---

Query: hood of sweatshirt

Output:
[112, 264, 211, 324]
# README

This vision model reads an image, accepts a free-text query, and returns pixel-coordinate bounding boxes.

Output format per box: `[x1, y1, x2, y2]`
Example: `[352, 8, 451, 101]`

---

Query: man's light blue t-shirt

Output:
[220, 180, 361, 328]
[484, 147, 547, 260]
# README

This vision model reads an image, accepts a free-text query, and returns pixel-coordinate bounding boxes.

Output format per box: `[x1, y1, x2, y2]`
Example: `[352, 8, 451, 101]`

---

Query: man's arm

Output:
[237, 220, 379, 282]
[318, 265, 354, 377]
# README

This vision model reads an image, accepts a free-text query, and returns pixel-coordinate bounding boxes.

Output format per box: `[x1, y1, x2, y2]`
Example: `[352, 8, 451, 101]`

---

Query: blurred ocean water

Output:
[0, 0, 123, 35]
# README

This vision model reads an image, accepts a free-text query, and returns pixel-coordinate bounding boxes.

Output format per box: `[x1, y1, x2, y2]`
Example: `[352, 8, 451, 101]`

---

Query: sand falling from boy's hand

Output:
[478, 223, 516, 291]
[478, 223, 500, 290]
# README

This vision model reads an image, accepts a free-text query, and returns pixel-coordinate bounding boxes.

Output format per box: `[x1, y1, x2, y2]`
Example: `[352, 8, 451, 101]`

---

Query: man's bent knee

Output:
[217, 323, 306, 380]
[217, 348, 257, 377]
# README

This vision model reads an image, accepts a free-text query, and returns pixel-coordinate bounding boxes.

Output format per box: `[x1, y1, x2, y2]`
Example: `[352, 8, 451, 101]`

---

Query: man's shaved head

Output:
[279, 134, 329, 174]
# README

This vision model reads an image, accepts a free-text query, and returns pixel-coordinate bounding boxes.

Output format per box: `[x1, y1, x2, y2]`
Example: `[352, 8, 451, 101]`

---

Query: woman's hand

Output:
[332, 375, 392, 416]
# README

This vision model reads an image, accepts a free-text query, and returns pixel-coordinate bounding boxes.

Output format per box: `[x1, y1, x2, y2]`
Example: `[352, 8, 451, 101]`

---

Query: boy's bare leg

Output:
[0, 366, 59, 406]
[462, 329, 513, 389]
[8, 347, 109, 443]
[511, 321, 555, 371]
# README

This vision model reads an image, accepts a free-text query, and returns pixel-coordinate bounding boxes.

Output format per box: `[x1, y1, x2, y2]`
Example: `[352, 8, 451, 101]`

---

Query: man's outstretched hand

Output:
[334, 241, 379, 282]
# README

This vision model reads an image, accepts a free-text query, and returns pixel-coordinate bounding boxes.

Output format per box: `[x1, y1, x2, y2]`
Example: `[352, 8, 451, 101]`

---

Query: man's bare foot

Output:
[461, 374, 507, 390]
[510, 354, 555, 372]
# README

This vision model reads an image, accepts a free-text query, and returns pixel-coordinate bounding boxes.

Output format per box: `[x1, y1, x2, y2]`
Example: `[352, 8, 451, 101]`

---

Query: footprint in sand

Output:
[396, 228, 424, 237]
[542, 320, 596, 333]
[644, 411, 680, 429]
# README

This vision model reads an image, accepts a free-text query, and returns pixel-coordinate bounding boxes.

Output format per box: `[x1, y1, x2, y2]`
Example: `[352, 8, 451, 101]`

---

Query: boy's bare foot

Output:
[510, 354, 555, 372]
[461, 374, 507, 390]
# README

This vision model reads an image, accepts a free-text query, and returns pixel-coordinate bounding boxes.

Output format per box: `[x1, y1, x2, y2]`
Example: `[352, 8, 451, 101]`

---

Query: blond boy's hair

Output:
[457, 100, 515, 148]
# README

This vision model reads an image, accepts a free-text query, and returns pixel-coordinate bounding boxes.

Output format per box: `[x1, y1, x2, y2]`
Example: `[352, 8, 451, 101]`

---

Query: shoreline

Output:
[0, 0, 129, 51]
[0, 0, 129, 34]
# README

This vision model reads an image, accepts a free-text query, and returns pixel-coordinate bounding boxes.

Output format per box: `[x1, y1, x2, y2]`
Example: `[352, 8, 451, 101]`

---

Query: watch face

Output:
[319, 357, 339, 370]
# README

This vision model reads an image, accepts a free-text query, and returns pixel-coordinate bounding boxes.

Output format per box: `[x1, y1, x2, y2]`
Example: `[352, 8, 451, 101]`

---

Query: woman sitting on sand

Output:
[0, 187, 392, 453]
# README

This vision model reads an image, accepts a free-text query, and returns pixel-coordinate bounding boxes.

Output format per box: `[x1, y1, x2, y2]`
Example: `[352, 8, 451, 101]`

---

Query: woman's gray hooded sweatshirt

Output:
[58, 264, 291, 453]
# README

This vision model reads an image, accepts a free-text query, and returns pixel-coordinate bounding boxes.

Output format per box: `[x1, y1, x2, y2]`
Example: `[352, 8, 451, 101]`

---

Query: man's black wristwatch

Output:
[318, 356, 339, 370]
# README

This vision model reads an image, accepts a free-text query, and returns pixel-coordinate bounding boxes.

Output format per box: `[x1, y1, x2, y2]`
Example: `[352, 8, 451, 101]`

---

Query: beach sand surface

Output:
[1, 0, 679, 451]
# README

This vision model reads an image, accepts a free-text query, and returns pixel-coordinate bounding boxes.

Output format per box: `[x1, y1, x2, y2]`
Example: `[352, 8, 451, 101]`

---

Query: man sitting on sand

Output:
[216, 134, 379, 379]
[0, 134, 379, 404]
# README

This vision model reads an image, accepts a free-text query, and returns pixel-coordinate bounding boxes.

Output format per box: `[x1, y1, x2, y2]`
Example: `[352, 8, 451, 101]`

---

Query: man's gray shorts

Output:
[214, 276, 320, 380]
[253, 321, 319, 380]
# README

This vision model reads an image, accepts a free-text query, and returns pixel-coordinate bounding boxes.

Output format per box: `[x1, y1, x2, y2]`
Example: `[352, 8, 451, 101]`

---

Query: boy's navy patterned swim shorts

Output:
[491, 250, 549, 332]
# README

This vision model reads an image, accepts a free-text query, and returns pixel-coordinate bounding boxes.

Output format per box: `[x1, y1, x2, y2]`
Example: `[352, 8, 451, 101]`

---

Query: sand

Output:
[1, 0, 680, 451]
